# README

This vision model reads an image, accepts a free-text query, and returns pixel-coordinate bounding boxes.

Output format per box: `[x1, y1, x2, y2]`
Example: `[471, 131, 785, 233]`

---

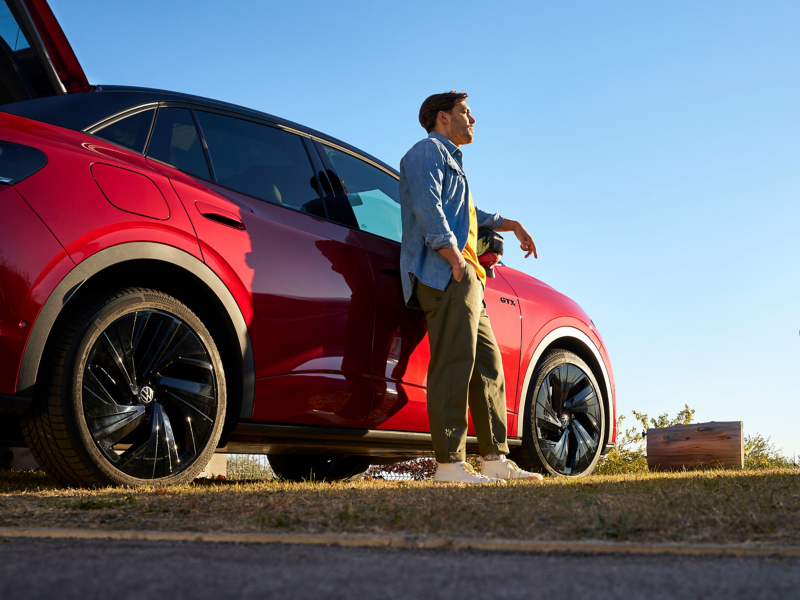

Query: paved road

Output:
[1, 537, 798, 599]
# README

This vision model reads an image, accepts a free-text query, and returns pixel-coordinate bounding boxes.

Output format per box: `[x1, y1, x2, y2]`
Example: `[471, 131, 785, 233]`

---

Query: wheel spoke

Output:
[158, 376, 214, 403]
[563, 365, 587, 398]
[100, 330, 135, 389]
[570, 419, 598, 473]
[156, 404, 181, 475]
[116, 416, 161, 478]
[542, 427, 569, 473]
[84, 399, 145, 449]
[535, 385, 562, 432]
[162, 389, 214, 423]
[136, 314, 181, 380]
[568, 388, 601, 432]
[84, 368, 120, 405]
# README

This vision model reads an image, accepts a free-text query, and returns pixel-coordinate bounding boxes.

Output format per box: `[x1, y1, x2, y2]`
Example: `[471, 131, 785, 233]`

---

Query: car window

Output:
[322, 145, 401, 243]
[94, 109, 154, 153]
[146, 107, 210, 180]
[195, 111, 323, 215]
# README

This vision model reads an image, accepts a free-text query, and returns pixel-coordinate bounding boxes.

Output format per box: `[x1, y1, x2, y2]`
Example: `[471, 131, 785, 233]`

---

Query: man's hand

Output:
[497, 219, 538, 259]
[439, 246, 467, 281]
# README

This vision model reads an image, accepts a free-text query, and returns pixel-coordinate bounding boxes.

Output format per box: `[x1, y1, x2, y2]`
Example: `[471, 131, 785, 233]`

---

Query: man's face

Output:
[442, 101, 475, 145]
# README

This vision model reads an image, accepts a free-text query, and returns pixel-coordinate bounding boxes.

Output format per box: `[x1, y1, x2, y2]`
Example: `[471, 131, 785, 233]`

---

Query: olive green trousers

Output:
[416, 264, 510, 463]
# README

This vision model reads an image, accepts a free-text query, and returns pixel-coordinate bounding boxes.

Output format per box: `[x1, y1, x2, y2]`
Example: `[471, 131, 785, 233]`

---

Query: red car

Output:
[0, 0, 616, 486]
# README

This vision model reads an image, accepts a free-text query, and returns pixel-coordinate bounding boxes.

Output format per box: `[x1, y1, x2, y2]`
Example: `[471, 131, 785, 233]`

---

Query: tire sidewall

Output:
[524, 350, 605, 478]
[65, 290, 226, 487]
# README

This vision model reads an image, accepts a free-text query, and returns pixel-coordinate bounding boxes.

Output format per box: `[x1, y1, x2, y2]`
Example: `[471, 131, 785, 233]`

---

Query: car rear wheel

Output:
[267, 454, 371, 482]
[511, 349, 605, 477]
[22, 288, 226, 487]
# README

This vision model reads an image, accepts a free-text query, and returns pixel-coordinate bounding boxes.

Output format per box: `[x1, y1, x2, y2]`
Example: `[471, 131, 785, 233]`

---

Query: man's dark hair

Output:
[419, 90, 469, 133]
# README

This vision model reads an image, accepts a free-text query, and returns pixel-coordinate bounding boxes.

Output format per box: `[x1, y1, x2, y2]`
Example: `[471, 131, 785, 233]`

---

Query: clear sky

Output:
[51, 0, 800, 458]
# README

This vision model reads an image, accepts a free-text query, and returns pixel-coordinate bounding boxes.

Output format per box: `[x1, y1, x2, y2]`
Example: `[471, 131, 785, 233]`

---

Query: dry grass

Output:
[1, 468, 798, 546]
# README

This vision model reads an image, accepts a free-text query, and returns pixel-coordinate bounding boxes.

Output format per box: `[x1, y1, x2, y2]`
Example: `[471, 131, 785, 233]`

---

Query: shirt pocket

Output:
[442, 155, 465, 202]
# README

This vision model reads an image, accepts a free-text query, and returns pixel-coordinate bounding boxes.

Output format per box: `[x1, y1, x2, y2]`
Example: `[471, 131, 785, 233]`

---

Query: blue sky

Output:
[52, 0, 799, 458]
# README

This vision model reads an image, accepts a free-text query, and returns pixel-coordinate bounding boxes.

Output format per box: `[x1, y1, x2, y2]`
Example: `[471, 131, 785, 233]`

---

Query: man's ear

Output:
[437, 110, 449, 126]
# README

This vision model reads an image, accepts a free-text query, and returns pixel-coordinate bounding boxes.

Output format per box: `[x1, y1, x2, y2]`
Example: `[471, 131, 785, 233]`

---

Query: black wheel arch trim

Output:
[516, 327, 615, 447]
[13, 243, 255, 422]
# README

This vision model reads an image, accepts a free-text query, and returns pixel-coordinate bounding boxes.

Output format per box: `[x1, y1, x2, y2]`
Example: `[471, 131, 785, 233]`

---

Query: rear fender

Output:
[15, 242, 255, 424]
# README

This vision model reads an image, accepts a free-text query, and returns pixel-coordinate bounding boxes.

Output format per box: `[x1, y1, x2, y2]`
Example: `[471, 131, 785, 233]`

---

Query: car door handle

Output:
[380, 268, 401, 279]
[195, 201, 245, 230]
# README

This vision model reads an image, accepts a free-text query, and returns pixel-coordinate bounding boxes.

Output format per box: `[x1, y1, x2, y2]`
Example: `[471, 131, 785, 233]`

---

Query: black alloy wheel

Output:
[511, 349, 605, 477]
[22, 288, 226, 487]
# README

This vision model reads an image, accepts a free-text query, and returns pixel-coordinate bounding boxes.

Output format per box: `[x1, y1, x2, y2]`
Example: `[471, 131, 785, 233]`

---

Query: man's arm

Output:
[495, 218, 538, 259]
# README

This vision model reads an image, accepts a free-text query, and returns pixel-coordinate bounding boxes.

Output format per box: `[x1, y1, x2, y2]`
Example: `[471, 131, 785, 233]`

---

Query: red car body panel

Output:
[0, 185, 74, 395]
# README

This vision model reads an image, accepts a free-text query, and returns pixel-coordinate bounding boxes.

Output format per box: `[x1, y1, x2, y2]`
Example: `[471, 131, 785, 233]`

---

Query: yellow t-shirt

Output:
[462, 190, 487, 285]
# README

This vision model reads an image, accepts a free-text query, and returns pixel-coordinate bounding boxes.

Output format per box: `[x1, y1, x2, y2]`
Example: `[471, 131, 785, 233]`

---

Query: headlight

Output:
[0, 141, 48, 185]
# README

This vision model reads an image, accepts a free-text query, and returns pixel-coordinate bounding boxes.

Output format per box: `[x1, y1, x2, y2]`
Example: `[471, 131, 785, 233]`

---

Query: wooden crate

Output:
[646, 421, 743, 471]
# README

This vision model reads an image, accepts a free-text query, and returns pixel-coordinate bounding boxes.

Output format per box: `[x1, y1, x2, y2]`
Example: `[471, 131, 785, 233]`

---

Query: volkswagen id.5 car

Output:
[0, 0, 616, 486]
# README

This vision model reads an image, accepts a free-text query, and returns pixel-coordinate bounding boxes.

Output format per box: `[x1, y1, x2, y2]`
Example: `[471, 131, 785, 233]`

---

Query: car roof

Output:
[2, 84, 399, 176]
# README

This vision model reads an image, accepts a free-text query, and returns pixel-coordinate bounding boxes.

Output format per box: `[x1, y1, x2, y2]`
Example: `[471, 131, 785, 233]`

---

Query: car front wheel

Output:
[22, 288, 226, 487]
[511, 349, 605, 477]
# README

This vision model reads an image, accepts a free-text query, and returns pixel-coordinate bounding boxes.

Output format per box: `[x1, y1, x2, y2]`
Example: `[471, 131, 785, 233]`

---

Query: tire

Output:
[268, 454, 371, 482]
[21, 288, 226, 487]
[511, 349, 605, 477]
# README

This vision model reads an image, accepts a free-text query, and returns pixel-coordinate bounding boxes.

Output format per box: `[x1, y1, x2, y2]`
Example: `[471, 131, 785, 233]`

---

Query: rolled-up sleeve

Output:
[402, 143, 458, 250]
[475, 207, 504, 230]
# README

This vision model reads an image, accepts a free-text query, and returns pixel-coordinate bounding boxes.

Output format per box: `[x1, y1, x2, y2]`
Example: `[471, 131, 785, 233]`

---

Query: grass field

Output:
[1, 468, 798, 547]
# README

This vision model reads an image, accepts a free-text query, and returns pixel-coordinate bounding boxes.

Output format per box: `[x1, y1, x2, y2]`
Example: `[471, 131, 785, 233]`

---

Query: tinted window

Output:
[323, 145, 401, 242]
[195, 111, 322, 214]
[94, 109, 154, 153]
[146, 108, 210, 179]
[0, 1, 30, 51]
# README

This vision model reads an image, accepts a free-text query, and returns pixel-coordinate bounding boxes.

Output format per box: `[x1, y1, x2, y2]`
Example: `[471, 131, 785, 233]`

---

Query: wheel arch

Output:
[516, 326, 615, 449]
[17, 243, 255, 441]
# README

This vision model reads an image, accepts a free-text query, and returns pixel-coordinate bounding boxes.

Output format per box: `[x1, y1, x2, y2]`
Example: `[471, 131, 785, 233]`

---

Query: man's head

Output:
[419, 90, 475, 146]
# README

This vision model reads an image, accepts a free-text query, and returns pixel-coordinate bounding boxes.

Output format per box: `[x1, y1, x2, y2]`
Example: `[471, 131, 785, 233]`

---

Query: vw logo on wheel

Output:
[139, 386, 155, 404]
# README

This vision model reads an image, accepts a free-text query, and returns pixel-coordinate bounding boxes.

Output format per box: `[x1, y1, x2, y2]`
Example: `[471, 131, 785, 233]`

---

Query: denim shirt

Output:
[399, 132, 504, 307]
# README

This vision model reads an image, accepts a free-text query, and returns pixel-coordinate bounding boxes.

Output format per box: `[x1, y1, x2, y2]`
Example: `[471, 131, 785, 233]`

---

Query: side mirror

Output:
[477, 229, 504, 278]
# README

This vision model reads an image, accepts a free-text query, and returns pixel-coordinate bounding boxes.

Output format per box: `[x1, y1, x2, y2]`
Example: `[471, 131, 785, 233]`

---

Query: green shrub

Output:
[744, 434, 798, 469]
[226, 455, 275, 481]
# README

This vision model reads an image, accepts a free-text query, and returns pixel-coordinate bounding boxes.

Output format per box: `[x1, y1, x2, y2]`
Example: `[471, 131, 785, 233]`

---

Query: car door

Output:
[313, 142, 432, 432]
[316, 141, 522, 433]
[144, 105, 377, 428]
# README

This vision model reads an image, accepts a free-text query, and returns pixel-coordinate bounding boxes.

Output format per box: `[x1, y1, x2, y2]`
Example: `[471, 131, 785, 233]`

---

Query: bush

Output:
[226, 455, 275, 481]
[744, 434, 798, 469]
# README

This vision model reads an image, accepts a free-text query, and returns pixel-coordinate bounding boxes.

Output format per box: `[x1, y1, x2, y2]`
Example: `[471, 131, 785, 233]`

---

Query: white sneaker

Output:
[433, 461, 505, 484]
[480, 455, 544, 481]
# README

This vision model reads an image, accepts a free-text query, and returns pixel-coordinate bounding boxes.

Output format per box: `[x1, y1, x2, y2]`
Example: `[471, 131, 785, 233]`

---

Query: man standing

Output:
[400, 91, 542, 483]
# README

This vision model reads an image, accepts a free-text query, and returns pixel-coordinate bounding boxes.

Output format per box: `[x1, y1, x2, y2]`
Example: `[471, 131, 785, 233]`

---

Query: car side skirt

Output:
[227, 422, 522, 458]
[516, 326, 616, 442]
[14, 242, 255, 419]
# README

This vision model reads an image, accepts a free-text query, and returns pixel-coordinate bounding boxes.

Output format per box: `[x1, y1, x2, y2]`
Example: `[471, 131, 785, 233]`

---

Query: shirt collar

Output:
[428, 132, 464, 167]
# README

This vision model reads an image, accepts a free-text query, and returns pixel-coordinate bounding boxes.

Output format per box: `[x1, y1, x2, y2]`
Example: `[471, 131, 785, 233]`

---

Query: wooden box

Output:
[646, 421, 743, 471]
